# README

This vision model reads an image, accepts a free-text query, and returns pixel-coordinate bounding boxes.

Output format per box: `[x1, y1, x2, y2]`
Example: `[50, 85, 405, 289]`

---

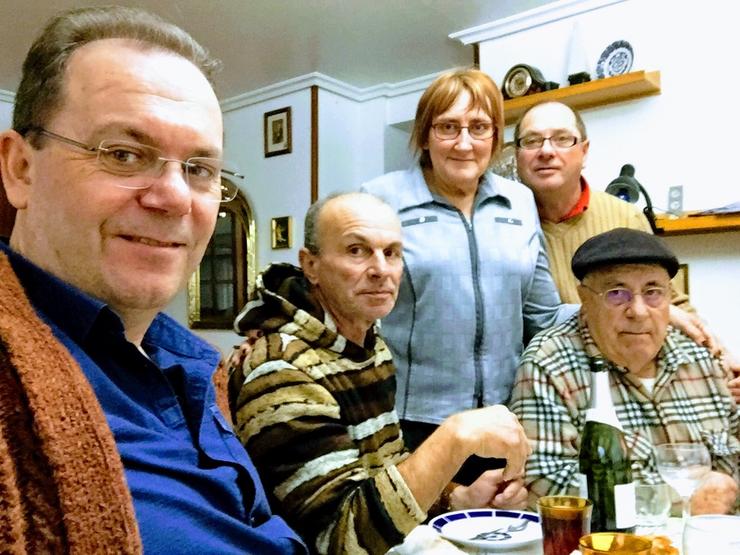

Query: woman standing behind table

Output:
[361, 68, 576, 480]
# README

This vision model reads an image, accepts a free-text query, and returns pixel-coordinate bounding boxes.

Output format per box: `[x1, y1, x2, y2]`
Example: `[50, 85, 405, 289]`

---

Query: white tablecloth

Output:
[386, 524, 543, 555]
[388, 518, 684, 554]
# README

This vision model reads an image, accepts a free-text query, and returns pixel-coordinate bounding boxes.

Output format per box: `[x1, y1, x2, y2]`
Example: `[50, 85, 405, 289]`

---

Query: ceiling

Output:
[0, 0, 555, 101]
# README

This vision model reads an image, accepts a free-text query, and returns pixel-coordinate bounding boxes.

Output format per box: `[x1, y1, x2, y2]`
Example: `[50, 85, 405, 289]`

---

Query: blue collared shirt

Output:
[3, 242, 305, 554]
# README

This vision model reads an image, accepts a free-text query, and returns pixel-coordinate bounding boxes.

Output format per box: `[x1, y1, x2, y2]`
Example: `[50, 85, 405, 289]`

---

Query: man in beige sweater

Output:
[514, 101, 656, 304]
[514, 100, 738, 390]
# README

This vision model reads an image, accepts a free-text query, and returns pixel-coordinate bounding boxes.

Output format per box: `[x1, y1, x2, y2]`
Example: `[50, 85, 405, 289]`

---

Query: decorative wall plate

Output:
[596, 40, 634, 78]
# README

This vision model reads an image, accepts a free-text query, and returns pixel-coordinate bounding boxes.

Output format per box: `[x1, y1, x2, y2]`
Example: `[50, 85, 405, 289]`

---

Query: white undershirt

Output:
[640, 377, 656, 393]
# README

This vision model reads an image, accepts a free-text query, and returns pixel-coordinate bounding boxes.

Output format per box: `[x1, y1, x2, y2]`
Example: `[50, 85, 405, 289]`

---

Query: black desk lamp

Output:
[605, 164, 658, 233]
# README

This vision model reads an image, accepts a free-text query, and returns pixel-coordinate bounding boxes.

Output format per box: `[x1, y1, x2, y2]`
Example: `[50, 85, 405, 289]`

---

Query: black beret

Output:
[571, 228, 679, 280]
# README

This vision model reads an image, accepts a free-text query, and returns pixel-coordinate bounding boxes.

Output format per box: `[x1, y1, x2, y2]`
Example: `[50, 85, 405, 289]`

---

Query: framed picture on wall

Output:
[264, 106, 292, 157]
[672, 263, 689, 297]
[271, 216, 292, 249]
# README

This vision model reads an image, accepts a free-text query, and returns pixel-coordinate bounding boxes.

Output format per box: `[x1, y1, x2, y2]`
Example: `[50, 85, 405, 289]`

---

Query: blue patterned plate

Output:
[429, 509, 542, 551]
[596, 40, 634, 78]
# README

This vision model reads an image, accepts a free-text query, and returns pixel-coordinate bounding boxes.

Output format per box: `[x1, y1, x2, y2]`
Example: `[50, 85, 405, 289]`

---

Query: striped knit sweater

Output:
[541, 190, 691, 310]
[228, 264, 425, 555]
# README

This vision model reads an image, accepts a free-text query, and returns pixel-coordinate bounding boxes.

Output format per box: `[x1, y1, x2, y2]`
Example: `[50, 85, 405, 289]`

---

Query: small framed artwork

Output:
[271, 216, 292, 249]
[264, 106, 292, 157]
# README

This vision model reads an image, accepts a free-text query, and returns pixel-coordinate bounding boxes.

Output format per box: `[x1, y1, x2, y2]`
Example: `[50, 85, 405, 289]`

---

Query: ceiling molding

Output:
[220, 70, 442, 112]
[0, 71, 439, 114]
[449, 0, 626, 44]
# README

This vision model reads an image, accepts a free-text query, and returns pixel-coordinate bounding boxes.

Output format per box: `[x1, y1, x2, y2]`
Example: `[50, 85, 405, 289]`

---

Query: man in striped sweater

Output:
[228, 192, 531, 554]
[514, 100, 739, 391]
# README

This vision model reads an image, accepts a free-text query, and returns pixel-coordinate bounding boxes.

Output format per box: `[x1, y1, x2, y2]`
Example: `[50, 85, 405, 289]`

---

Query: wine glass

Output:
[654, 443, 711, 521]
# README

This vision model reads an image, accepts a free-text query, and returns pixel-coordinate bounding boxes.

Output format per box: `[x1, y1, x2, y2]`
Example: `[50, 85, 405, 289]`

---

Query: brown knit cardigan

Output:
[0, 252, 142, 553]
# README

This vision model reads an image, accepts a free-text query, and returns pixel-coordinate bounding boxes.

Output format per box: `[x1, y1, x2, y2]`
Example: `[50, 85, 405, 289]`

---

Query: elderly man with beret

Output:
[514, 101, 740, 393]
[510, 228, 739, 514]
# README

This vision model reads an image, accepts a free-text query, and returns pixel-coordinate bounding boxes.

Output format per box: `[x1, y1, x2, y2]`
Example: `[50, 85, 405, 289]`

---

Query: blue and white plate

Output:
[596, 40, 634, 78]
[429, 509, 542, 551]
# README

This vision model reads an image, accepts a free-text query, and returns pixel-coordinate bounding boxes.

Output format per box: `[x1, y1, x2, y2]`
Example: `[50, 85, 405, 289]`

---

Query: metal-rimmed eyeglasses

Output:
[581, 283, 669, 308]
[431, 121, 495, 140]
[30, 128, 243, 203]
[516, 134, 580, 150]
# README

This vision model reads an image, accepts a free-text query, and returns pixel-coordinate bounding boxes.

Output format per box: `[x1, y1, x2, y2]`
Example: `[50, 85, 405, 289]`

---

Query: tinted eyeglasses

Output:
[581, 283, 669, 308]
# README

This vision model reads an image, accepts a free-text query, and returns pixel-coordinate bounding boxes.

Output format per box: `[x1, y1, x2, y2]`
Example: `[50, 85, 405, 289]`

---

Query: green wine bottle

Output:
[578, 358, 636, 533]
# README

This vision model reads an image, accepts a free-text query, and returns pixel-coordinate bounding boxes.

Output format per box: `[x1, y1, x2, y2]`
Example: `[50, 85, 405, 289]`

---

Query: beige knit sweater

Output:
[541, 191, 690, 311]
[541, 190, 652, 303]
[0, 252, 142, 554]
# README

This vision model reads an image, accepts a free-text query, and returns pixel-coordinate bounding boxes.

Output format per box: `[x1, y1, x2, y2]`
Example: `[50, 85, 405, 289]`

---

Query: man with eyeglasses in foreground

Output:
[514, 100, 740, 396]
[0, 6, 304, 553]
[510, 228, 739, 514]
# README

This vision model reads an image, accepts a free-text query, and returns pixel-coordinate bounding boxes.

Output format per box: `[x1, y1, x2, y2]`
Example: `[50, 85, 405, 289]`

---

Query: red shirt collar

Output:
[559, 177, 590, 221]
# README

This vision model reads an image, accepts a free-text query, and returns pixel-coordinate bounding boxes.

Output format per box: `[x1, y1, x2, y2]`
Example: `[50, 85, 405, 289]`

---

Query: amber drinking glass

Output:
[537, 495, 592, 555]
[579, 532, 652, 554]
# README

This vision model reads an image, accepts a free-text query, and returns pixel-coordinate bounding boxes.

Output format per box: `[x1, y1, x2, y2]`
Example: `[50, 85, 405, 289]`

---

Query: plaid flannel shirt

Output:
[510, 313, 740, 510]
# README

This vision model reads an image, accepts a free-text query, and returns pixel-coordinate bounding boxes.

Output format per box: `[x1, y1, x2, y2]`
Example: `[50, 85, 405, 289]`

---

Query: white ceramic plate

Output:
[596, 40, 634, 78]
[429, 509, 542, 551]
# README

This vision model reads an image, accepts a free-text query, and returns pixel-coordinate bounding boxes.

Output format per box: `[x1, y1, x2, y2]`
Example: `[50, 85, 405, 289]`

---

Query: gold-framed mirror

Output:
[188, 180, 256, 329]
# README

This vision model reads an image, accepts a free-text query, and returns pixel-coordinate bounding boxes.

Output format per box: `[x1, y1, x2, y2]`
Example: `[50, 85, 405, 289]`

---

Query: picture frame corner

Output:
[270, 215, 292, 249]
[263, 106, 292, 158]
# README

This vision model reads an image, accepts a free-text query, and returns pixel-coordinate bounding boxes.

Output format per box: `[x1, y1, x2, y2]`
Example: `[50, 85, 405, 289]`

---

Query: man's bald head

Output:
[299, 192, 403, 344]
[304, 192, 398, 254]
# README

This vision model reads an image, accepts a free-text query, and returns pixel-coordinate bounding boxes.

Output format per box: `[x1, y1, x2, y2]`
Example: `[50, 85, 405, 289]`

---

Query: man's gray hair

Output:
[304, 194, 337, 254]
[13, 5, 221, 145]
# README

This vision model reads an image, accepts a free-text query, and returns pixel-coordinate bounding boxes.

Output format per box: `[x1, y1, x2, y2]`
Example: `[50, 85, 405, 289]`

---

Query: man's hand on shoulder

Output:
[226, 329, 264, 370]
[720, 350, 740, 404]
[668, 305, 720, 353]
[690, 471, 738, 515]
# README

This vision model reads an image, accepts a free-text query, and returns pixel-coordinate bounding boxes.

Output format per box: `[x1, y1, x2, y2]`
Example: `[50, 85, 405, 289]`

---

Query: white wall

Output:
[477, 0, 739, 348]
[0, 98, 12, 129]
[318, 91, 386, 194]
[384, 123, 414, 174]
[166, 287, 241, 358]
[384, 89, 425, 173]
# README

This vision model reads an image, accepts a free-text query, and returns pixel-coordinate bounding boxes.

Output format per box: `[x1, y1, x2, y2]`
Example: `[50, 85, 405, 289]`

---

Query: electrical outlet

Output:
[668, 185, 683, 215]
